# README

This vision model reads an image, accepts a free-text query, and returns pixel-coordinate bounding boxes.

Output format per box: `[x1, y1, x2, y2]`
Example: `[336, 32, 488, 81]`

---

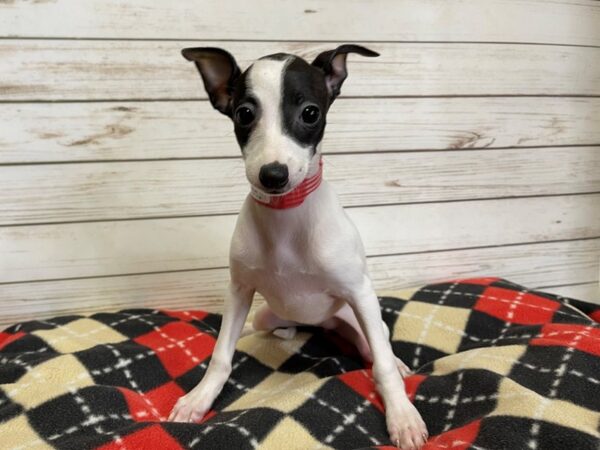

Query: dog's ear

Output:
[311, 44, 379, 102]
[181, 47, 241, 116]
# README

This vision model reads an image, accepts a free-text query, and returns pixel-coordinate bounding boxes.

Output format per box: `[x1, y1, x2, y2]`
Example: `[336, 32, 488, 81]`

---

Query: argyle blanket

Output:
[0, 278, 599, 450]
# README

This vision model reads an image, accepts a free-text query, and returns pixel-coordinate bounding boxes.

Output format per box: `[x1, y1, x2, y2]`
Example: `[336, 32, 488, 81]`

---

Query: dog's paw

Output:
[168, 384, 218, 423]
[386, 399, 428, 450]
[272, 326, 297, 340]
[395, 357, 413, 378]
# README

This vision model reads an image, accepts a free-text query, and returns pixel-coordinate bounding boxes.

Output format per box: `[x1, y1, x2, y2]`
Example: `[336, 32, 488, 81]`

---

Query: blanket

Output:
[0, 278, 598, 449]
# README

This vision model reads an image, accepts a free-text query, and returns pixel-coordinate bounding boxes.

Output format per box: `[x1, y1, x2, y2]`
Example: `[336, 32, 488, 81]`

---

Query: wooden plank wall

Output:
[0, 0, 599, 328]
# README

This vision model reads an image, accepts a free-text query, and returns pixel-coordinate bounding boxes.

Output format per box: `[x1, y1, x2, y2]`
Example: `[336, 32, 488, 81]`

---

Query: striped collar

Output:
[250, 158, 323, 209]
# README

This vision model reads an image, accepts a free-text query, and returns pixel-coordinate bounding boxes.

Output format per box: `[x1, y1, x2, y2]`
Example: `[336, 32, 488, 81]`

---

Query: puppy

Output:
[169, 45, 428, 449]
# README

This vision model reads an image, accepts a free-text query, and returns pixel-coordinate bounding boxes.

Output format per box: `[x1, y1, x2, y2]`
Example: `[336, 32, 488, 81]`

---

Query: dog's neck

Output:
[250, 156, 323, 209]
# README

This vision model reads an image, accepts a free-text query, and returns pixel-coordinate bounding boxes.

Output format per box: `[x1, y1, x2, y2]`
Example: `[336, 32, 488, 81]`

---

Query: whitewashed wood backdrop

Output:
[0, 0, 599, 328]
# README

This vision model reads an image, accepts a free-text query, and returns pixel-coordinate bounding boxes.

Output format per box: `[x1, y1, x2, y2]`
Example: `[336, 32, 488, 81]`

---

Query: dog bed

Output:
[0, 278, 598, 449]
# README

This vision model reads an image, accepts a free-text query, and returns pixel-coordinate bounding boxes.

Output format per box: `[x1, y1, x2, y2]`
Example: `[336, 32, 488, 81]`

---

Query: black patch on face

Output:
[280, 57, 329, 155]
[229, 54, 329, 155]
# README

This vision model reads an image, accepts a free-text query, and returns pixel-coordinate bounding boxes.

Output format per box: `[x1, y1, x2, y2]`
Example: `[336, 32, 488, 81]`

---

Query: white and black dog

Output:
[169, 45, 428, 449]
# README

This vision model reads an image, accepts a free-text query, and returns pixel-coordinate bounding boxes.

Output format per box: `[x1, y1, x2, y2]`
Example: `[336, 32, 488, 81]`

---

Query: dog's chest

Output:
[233, 240, 344, 323]
[230, 187, 362, 323]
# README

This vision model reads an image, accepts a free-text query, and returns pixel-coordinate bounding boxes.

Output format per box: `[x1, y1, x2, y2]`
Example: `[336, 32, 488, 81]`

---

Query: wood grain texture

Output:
[2, 147, 599, 225]
[1, 194, 598, 284]
[1, 238, 597, 328]
[1, 0, 599, 45]
[2, 41, 599, 101]
[2, 98, 600, 163]
[1, 0, 598, 329]
[545, 283, 600, 305]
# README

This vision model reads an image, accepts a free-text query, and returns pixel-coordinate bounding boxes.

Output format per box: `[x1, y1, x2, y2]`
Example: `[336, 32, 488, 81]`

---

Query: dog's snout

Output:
[259, 162, 289, 190]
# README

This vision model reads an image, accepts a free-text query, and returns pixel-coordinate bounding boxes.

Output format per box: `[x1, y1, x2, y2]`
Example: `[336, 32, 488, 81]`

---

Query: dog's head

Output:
[182, 45, 378, 195]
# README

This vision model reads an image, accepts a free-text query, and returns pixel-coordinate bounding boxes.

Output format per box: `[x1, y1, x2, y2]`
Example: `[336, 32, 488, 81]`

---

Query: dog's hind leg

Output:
[252, 303, 298, 339]
[322, 303, 412, 377]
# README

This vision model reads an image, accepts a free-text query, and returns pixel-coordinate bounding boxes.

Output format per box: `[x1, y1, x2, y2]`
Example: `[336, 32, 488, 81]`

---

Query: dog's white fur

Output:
[170, 57, 428, 449]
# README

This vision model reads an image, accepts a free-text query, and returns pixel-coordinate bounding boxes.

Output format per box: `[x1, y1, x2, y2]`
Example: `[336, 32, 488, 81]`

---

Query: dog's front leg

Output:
[347, 275, 428, 450]
[169, 281, 254, 422]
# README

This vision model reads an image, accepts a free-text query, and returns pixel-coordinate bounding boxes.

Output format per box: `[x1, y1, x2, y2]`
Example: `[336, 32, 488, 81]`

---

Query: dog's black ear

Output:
[182, 47, 241, 116]
[311, 44, 379, 102]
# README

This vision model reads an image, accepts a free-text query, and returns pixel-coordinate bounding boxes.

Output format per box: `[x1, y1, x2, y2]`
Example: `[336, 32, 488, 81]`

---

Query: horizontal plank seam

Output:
[538, 280, 599, 290]
[0, 266, 229, 286]
[1, 236, 598, 286]
[0, 37, 599, 49]
[2, 94, 600, 104]
[1, 144, 599, 167]
[366, 236, 600, 259]
[354, 191, 600, 211]
[343, 94, 600, 99]
[2, 191, 599, 228]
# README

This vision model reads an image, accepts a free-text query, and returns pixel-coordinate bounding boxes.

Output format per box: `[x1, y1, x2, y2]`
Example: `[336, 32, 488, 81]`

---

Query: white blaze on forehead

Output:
[245, 57, 290, 157]
[243, 56, 315, 190]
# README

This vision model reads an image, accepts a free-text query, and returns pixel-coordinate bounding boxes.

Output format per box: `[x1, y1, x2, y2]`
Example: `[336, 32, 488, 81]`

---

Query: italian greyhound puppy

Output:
[169, 45, 428, 449]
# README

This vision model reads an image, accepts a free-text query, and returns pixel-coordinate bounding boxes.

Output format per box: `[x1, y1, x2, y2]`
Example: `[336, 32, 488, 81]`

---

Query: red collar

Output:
[250, 159, 323, 209]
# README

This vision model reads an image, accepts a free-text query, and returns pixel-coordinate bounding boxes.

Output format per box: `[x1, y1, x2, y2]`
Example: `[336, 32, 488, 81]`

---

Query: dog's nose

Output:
[259, 162, 289, 190]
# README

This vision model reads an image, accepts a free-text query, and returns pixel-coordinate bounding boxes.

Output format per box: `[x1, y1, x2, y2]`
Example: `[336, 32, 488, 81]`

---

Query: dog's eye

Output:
[301, 105, 320, 125]
[235, 105, 255, 126]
